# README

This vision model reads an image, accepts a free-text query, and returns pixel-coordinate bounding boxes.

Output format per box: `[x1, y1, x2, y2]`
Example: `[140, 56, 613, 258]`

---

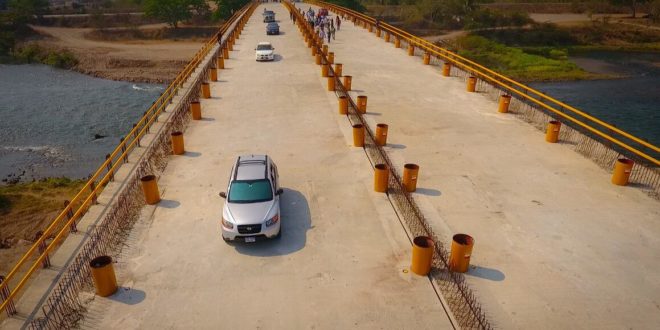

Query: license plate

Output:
[245, 237, 256, 243]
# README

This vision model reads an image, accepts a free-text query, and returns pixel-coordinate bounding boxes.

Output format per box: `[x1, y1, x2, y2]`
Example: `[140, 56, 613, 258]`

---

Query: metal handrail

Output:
[311, 0, 660, 166]
[0, 2, 255, 315]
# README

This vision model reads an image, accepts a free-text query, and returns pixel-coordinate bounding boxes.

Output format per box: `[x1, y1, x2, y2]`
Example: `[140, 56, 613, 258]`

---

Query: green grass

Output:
[10, 44, 79, 69]
[454, 35, 604, 81]
[0, 178, 86, 216]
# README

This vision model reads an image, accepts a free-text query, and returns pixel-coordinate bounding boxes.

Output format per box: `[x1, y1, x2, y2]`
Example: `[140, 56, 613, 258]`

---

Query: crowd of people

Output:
[294, 7, 342, 44]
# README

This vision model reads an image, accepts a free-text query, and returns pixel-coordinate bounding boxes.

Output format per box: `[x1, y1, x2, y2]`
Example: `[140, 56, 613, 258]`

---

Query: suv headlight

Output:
[222, 217, 234, 229]
[265, 214, 279, 227]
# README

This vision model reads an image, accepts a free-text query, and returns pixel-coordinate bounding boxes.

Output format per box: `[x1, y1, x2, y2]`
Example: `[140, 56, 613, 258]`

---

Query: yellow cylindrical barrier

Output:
[171, 131, 185, 155]
[141, 174, 160, 205]
[449, 234, 474, 273]
[357, 95, 368, 114]
[385, 32, 390, 43]
[376, 29, 381, 37]
[611, 158, 634, 186]
[327, 76, 335, 91]
[343, 75, 352, 91]
[545, 120, 561, 143]
[423, 53, 430, 65]
[328, 52, 334, 64]
[315, 53, 322, 65]
[90, 256, 118, 297]
[321, 64, 329, 77]
[201, 82, 211, 99]
[217, 56, 225, 69]
[498, 94, 512, 113]
[223, 47, 229, 59]
[368, 25, 373, 33]
[442, 62, 451, 77]
[312, 46, 317, 56]
[323, 45, 328, 55]
[338, 96, 348, 115]
[411, 236, 434, 276]
[403, 163, 420, 192]
[374, 164, 389, 193]
[395, 38, 401, 48]
[375, 123, 388, 146]
[190, 101, 201, 120]
[228, 41, 233, 51]
[467, 76, 477, 92]
[408, 44, 415, 56]
[352, 124, 365, 147]
[210, 67, 218, 82]
[334, 63, 343, 77]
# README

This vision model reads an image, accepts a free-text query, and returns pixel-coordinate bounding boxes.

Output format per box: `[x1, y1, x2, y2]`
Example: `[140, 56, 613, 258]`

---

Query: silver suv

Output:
[219, 155, 283, 242]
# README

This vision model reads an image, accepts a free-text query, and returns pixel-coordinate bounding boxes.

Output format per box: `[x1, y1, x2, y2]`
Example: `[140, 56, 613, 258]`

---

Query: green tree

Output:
[213, 0, 249, 20]
[609, 0, 649, 18]
[8, 0, 48, 25]
[144, 0, 206, 28]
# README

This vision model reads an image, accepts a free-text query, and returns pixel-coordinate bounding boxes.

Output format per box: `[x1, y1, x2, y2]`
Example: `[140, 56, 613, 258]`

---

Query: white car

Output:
[255, 42, 275, 61]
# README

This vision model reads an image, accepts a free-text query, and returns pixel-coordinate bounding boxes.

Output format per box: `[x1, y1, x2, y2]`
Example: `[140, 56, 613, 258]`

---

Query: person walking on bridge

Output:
[336, 16, 341, 30]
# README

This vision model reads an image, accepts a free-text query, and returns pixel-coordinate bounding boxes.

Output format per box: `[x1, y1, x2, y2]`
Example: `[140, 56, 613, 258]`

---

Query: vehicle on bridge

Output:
[263, 10, 275, 23]
[255, 42, 275, 61]
[219, 154, 283, 242]
[266, 22, 280, 35]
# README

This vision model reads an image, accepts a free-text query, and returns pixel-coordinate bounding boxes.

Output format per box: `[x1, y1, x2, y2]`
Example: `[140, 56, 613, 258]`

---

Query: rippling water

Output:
[529, 51, 660, 146]
[0, 64, 163, 183]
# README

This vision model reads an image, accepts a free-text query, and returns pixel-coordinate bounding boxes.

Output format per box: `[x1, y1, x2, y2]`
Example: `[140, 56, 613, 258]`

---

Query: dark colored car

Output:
[263, 10, 275, 23]
[266, 22, 279, 35]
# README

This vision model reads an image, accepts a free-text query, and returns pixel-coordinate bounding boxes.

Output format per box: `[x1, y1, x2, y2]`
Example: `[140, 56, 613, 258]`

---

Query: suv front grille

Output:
[238, 224, 262, 234]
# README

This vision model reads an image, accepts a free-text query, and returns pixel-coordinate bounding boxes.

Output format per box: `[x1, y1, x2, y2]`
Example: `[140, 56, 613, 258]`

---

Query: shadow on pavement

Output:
[234, 188, 311, 256]
[108, 287, 146, 305]
[465, 265, 506, 282]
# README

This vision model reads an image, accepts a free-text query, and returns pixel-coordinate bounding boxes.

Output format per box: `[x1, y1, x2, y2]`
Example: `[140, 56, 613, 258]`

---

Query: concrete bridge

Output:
[2, 1, 659, 329]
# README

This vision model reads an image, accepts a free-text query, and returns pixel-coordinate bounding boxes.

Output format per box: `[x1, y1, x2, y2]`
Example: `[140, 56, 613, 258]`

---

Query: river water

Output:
[529, 51, 660, 146]
[0, 64, 163, 183]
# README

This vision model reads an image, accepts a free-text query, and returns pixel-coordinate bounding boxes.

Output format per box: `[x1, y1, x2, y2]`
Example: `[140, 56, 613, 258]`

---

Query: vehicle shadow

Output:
[233, 188, 310, 256]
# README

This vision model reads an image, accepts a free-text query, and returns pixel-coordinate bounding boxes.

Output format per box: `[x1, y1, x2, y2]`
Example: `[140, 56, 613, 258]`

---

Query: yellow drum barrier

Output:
[467, 76, 477, 92]
[223, 47, 229, 59]
[395, 38, 401, 48]
[210, 67, 218, 82]
[611, 158, 634, 186]
[411, 236, 434, 276]
[315, 53, 322, 65]
[375, 123, 388, 146]
[327, 76, 335, 91]
[190, 101, 202, 120]
[408, 44, 415, 56]
[545, 120, 561, 143]
[228, 41, 233, 51]
[201, 82, 211, 99]
[171, 131, 185, 155]
[403, 163, 420, 192]
[498, 94, 512, 113]
[312, 46, 317, 56]
[140, 175, 160, 205]
[423, 53, 430, 65]
[449, 234, 474, 273]
[90, 256, 118, 297]
[328, 52, 335, 64]
[338, 96, 348, 115]
[374, 164, 389, 193]
[321, 64, 329, 77]
[442, 62, 451, 77]
[334, 63, 343, 77]
[217, 56, 225, 69]
[323, 45, 328, 55]
[376, 28, 381, 37]
[385, 32, 390, 43]
[357, 95, 368, 114]
[368, 25, 373, 33]
[352, 124, 365, 147]
[343, 75, 352, 91]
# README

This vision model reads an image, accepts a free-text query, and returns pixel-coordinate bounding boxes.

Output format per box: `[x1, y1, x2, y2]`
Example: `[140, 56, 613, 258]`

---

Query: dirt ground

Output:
[28, 25, 204, 83]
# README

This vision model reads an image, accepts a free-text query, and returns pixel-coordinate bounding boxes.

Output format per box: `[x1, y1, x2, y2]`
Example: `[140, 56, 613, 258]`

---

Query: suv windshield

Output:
[229, 179, 273, 203]
[257, 44, 272, 50]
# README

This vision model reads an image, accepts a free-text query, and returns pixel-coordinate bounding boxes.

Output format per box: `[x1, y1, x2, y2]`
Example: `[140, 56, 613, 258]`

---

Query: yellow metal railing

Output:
[310, 0, 659, 166]
[0, 3, 255, 315]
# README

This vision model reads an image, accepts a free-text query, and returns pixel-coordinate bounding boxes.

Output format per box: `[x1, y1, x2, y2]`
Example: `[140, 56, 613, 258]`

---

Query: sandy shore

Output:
[28, 25, 204, 83]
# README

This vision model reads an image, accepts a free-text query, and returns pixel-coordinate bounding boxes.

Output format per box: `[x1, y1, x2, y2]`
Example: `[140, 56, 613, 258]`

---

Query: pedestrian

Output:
[293, 14, 296, 24]
[330, 25, 335, 40]
[336, 16, 341, 30]
[327, 28, 331, 43]
[319, 29, 326, 41]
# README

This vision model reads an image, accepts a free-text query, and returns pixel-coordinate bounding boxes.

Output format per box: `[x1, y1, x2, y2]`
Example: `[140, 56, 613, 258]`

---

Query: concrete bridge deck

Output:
[3, 2, 659, 329]
[76, 4, 452, 329]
